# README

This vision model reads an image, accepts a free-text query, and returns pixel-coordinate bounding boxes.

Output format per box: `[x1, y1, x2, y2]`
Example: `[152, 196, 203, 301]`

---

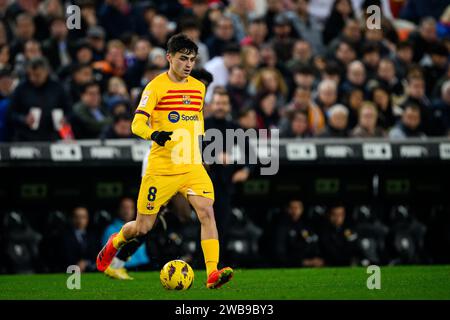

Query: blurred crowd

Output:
[1, 197, 449, 274]
[0, 0, 449, 143]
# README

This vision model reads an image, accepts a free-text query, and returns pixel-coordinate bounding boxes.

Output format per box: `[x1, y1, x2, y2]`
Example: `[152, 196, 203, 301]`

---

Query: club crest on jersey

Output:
[147, 202, 154, 210]
[182, 95, 191, 105]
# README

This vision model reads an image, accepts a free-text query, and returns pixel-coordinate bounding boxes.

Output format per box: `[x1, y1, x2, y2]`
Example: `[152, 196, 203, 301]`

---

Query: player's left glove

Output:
[151, 130, 173, 146]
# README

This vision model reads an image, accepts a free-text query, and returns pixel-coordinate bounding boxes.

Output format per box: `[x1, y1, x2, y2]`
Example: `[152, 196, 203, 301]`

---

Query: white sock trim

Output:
[110, 257, 126, 269]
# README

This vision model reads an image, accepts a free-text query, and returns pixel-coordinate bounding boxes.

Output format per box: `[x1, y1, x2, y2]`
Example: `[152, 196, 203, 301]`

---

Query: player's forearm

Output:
[131, 113, 154, 140]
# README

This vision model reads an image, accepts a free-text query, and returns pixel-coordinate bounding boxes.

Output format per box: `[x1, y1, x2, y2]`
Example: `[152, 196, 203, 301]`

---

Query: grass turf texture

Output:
[0, 265, 449, 300]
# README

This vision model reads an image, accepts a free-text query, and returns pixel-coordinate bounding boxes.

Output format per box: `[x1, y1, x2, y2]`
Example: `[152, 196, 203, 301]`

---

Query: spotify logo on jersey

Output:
[168, 111, 180, 123]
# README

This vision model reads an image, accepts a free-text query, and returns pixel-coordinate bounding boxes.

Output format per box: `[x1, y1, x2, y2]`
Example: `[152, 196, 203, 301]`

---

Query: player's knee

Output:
[135, 220, 152, 236]
[196, 206, 215, 224]
[135, 225, 149, 237]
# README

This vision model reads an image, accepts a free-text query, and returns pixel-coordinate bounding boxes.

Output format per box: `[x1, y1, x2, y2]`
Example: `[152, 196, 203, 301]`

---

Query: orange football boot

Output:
[206, 267, 234, 289]
[96, 233, 119, 272]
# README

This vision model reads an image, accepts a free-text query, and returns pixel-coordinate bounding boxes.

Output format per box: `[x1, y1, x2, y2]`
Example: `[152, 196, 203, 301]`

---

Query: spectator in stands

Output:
[400, 0, 448, 25]
[319, 204, 357, 266]
[370, 58, 404, 97]
[281, 86, 325, 135]
[393, 41, 414, 80]
[10, 13, 36, 60]
[62, 207, 98, 272]
[423, 43, 449, 98]
[42, 16, 71, 73]
[71, 81, 112, 139]
[124, 37, 151, 90]
[333, 40, 357, 78]
[343, 87, 364, 129]
[240, 45, 261, 80]
[237, 106, 258, 130]
[254, 91, 280, 130]
[0, 20, 8, 47]
[204, 89, 252, 248]
[264, 0, 284, 34]
[321, 62, 342, 85]
[86, 26, 106, 61]
[431, 80, 450, 137]
[408, 17, 439, 62]
[92, 40, 127, 85]
[8, 57, 70, 141]
[281, 109, 313, 138]
[104, 76, 130, 111]
[148, 47, 168, 70]
[240, 17, 268, 48]
[205, 16, 236, 59]
[98, 0, 147, 40]
[72, 40, 94, 66]
[351, 102, 385, 138]
[0, 68, 14, 141]
[323, 0, 355, 46]
[315, 79, 338, 116]
[181, 0, 215, 42]
[389, 103, 426, 139]
[288, 0, 325, 55]
[327, 18, 361, 55]
[13, 39, 43, 80]
[286, 40, 314, 71]
[272, 199, 324, 267]
[226, 65, 252, 119]
[371, 84, 397, 130]
[179, 18, 209, 70]
[269, 13, 297, 62]
[108, 97, 131, 117]
[361, 42, 381, 80]
[341, 60, 366, 97]
[205, 43, 241, 103]
[250, 67, 288, 108]
[363, 27, 391, 57]
[66, 63, 94, 105]
[100, 112, 133, 140]
[318, 104, 350, 138]
[290, 64, 317, 94]
[400, 75, 432, 134]
[147, 15, 172, 50]
[226, 0, 254, 42]
[102, 197, 149, 273]
[0, 44, 11, 70]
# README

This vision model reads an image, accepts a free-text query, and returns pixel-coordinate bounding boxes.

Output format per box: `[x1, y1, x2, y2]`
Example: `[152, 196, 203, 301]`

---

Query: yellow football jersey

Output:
[132, 72, 206, 175]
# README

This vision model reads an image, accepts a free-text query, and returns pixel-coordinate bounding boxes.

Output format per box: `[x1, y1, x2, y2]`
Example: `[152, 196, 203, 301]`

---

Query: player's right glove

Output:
[151, 130, 173, 146]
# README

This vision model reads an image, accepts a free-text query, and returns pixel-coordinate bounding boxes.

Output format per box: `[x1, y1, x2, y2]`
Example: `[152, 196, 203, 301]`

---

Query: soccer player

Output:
[96, 34, 233, 289]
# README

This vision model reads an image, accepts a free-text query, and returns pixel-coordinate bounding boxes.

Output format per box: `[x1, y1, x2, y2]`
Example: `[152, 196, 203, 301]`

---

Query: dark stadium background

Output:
[0, 0, 450, 275]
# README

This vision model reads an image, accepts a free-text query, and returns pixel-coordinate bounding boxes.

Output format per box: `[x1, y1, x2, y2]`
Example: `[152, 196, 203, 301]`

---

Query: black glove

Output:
[151, 130, 173, 146]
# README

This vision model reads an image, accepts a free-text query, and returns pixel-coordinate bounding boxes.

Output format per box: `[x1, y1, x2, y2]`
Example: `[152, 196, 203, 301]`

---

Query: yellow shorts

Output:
[137, 165, 214, 215]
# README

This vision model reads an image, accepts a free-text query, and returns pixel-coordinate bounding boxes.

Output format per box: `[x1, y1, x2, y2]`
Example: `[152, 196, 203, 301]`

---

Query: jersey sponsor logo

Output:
[182, 95, 191, 104]
[181, 114, 199, 121]
[168, 111, 180, 123]
[168, 111, 199, 122]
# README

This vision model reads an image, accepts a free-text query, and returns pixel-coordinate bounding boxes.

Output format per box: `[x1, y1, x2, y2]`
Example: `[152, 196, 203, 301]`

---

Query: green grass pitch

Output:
[0, 265, 449, 300]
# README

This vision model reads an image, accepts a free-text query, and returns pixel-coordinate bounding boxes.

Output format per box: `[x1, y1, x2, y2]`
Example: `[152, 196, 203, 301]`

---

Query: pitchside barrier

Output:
[0, 138, 449, 212]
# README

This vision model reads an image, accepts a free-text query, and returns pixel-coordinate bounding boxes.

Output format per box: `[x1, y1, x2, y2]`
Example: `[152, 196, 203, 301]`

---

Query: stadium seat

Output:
[386, 205, 428, 265]
[352, 205, 389, 266]
[39, 211, 68, 272]
[224, 208, 263, 268]
[1, 211, 42, 274]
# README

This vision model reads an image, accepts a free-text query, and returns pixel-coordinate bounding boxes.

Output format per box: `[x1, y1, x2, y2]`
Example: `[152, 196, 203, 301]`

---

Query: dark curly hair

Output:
[166, 33, 198, 56]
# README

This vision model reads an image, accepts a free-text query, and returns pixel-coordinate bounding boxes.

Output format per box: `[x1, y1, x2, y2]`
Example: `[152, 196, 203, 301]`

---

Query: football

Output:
[160, 260, 194, 290]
